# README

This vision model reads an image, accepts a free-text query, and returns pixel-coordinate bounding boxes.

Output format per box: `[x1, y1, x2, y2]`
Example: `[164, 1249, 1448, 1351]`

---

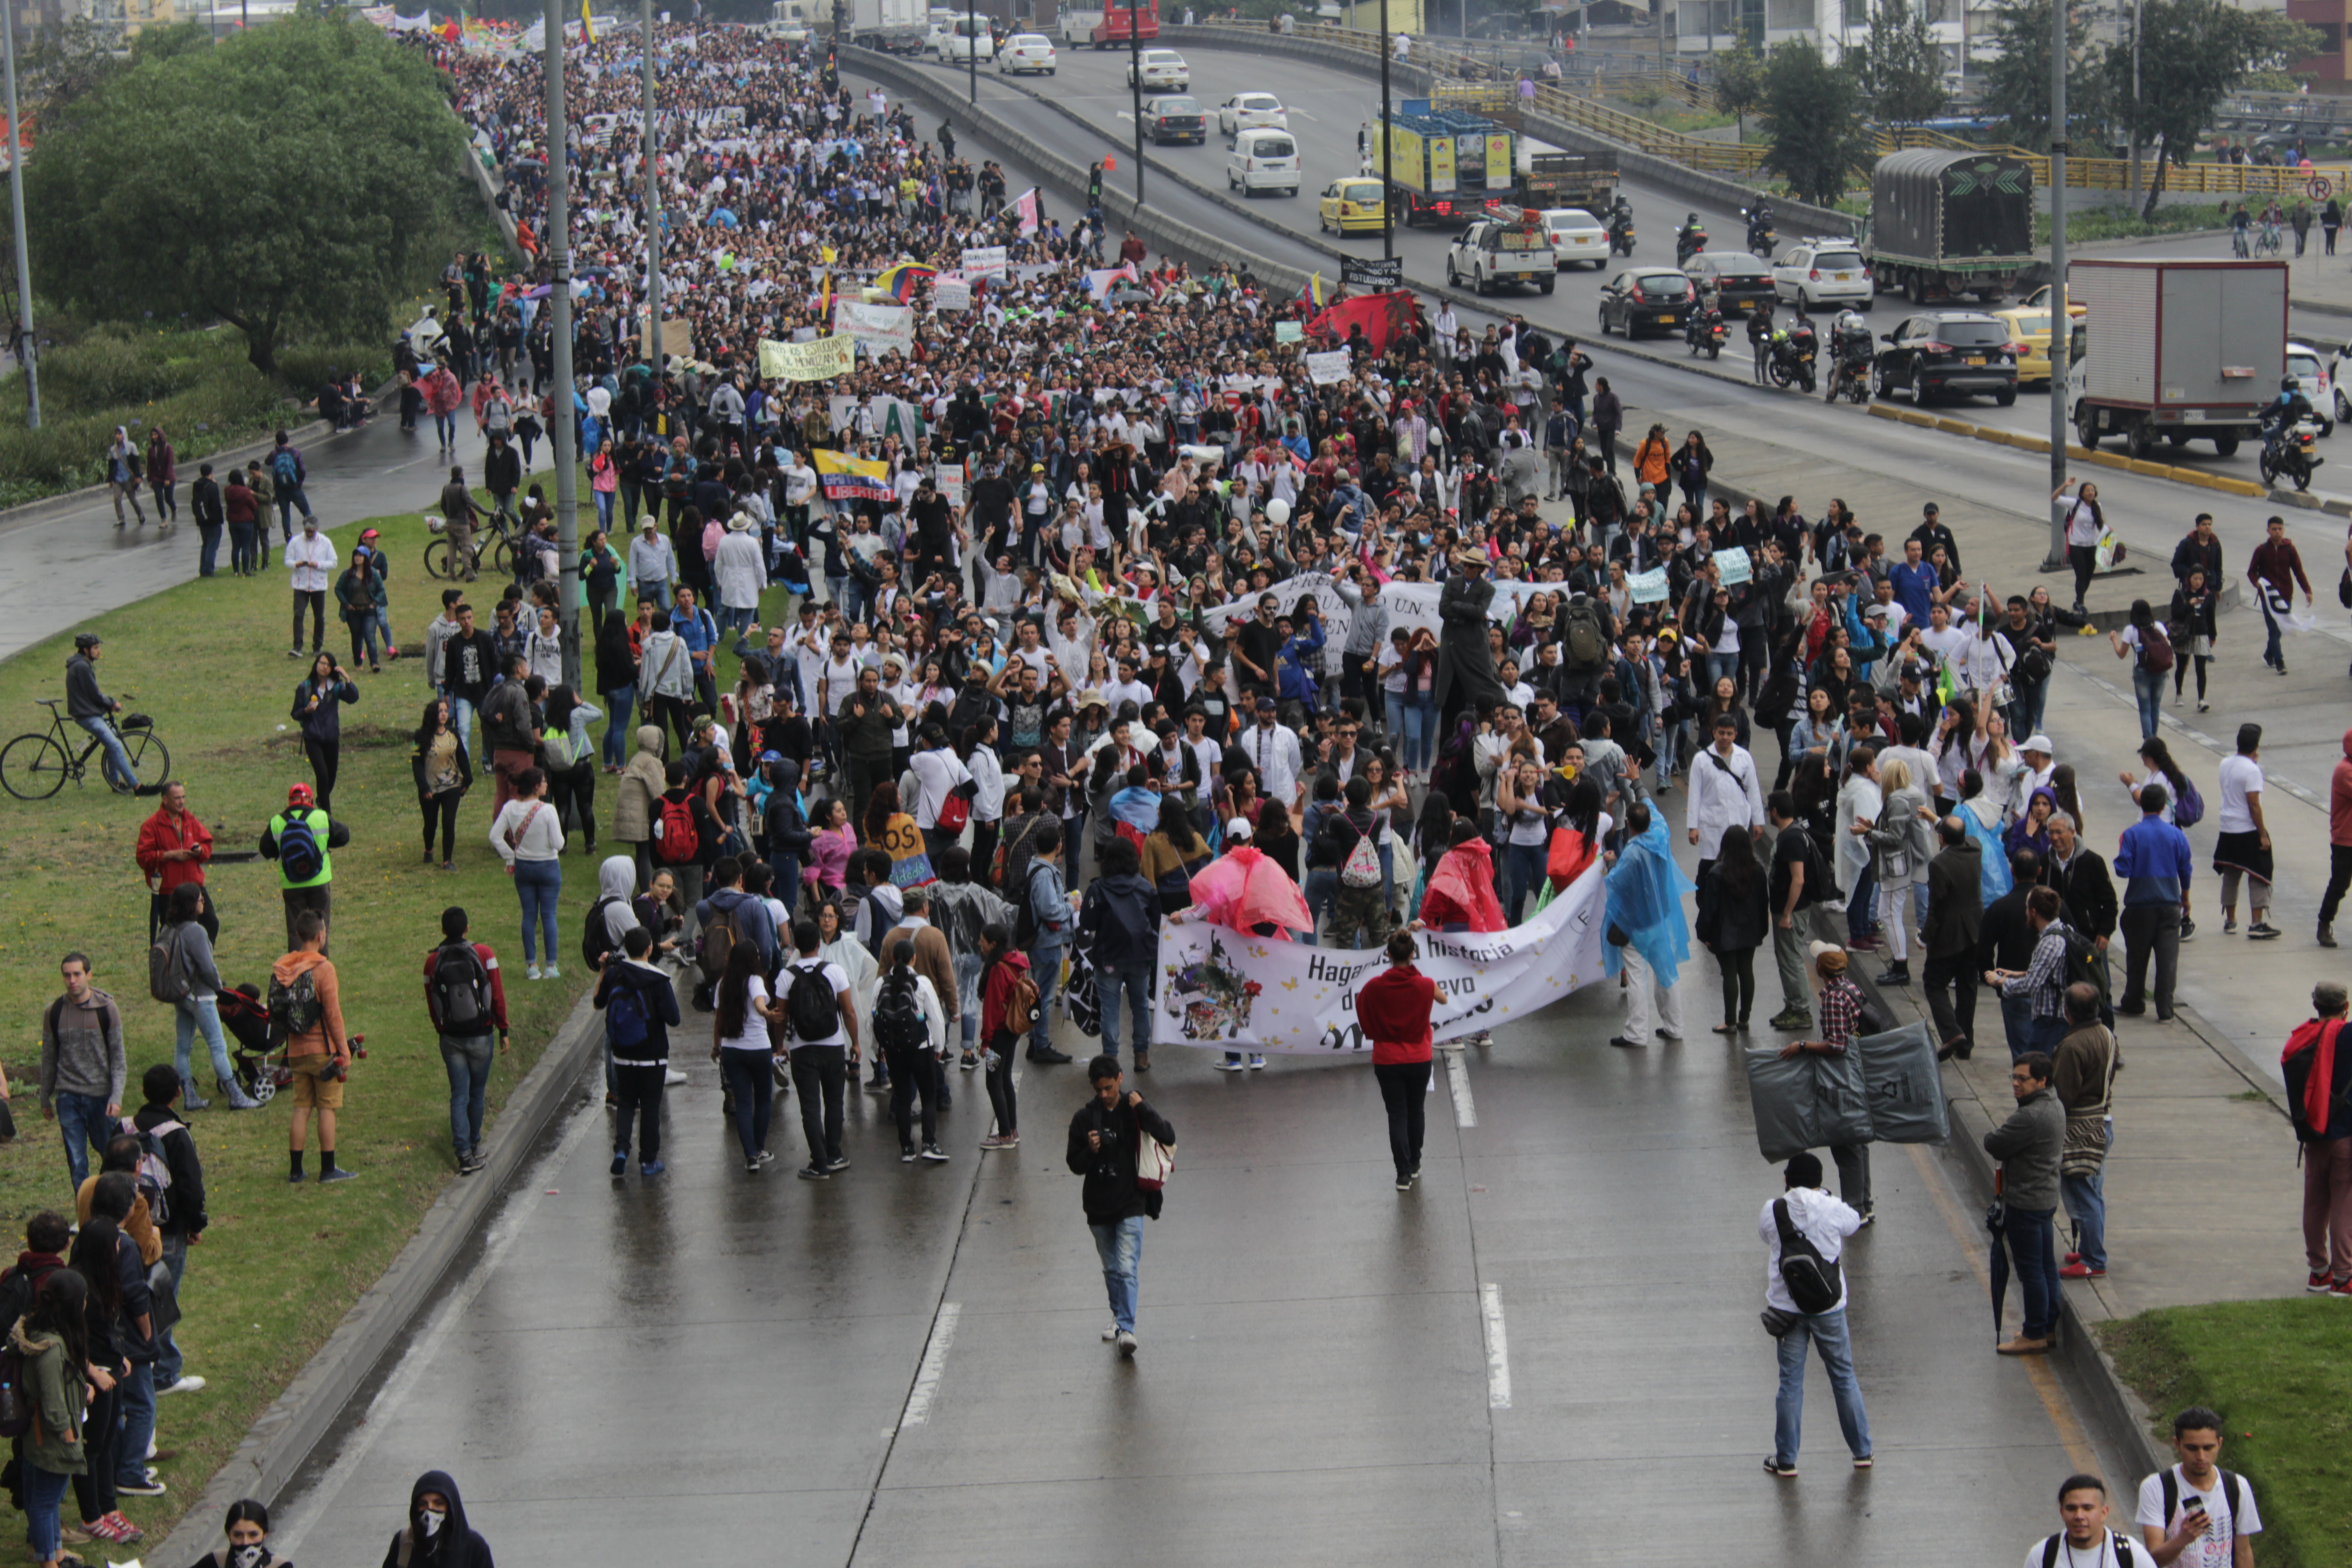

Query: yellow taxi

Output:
[1318, 178, 1387, 236]
[1990, 305, 2066, 386]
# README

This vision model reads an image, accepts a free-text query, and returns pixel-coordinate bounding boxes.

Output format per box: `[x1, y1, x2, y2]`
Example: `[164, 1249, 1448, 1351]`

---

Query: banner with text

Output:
[961, 244, 1008, 278]
[832, 299, 913, 358]
[813, 448, 893, 503]
[1339, 255, 1404, 290]
[1381, 577, 1550, 642]
[1197, 573, 1352, 677]
[757, 333, 856, 382]
[1152, 864, 1607, 1053]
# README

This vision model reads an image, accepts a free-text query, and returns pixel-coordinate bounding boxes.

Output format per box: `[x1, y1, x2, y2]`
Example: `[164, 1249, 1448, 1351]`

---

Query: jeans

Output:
[2130, 666, 2163, 738]
[2117, 903, 2180, 1015]
[886, 1045, 940, 1148]
[1026, 946, 1063, 1055]
[172, 994, 237, 1096]
[2008, 1204, 2060, 1339]
[349, 609, 383, 669]
[2000, 991, 2036, 1060]
[513, 856, 561, 962]
[55, 1089, 111, 1189]
[790, 1044, 847, 1165]
[1501, 841, 1547, 923]
[77, 714, 138, 790]
[1089, 1213, 1146, 1333]
[116, 1360, 156, 1489]
[602, 685, 637, 767]
[278, 483, 314, 531]
[720, 1048, 775, 1162]
[1845, 864, 1877, 945]
[197, 522, 223, 575]
[1301, 868, 1338, 945]
[1832, 1143, 1872, 1212]
[2061, 1166, 2107, 1271]
[441, 1031, 495, 1159]
[719, 603, 757, 646]
[154, 1230, 189, 1385]
[1097, 961, 1154, 1061]
[1773, 1307, 1871, 1464]
[22, 1462, 70, 1559]
[2010, 676, 2048, 741]
[448, 694, 478, 762]
[230, 519, 259, 574]
[1374, 1058, 1430, 1179]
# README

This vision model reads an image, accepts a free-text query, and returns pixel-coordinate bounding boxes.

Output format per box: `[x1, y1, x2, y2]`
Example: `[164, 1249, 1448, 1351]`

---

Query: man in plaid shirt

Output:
[1776, 942, 1874, 1222]
[1987, 887, 2073, 1055]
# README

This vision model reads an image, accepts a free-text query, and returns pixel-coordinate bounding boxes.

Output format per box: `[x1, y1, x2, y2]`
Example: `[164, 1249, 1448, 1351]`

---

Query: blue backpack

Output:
[271, 448, 300, 488]
[276, 811, 323, 883]
[606, 985, 649, 1048]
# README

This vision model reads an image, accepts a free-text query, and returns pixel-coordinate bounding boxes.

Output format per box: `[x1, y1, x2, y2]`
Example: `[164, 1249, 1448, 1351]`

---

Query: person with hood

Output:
[1416, 819, 1507, 933]
[2284, 980, 2352, 1294]
[16, 1269, 93, 1568]
[1603, 801, 1695, 1049]
[977, 921, 1030, 1150]
[191, 1497, 287, 1568]
[612, 725, 670, 889]
[276, 908, 354, 1185]
[1432, 553, 1508, 728]
[932, 846, 1014, 1072]
[382, 1471, 493, 1568]
[1065, 1054, 1176, 1359]
[106, 426, 147, 529]
[596, 924, 682, 1176]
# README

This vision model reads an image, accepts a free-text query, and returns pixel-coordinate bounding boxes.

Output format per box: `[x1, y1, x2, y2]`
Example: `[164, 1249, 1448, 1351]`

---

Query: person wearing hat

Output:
[714, 512, 766, 655]
[260, 781, 348, 956]
[628, 513, 676, 612]
[2018, 734, 2056, 798]
[1781, 942, 1876, 1220]
[1433, 550, 1509, 730]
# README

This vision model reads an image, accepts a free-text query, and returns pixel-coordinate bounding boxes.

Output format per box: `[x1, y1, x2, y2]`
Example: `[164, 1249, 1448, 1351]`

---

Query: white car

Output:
[2294, 340, 2337, 434]
[1771, 240, 1872, 312]
[1539, 208, 1608, 270]
[924, 15, 994, 60]
[1217, 92, 1288, 137]
[1127, 48, 1188, 90]
[997, 32, 1056, 73]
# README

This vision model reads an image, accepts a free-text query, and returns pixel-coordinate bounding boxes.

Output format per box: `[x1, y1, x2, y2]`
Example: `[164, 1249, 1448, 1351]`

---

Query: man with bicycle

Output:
[65, 634, 158, 798]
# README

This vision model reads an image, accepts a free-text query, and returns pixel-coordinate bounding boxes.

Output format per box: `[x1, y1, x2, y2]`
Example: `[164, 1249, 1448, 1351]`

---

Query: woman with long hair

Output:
[1142, 792, 1211, 912]
[814, 897, 882, 1080]
[291, 651, 360, 814]
[68, 1216, 128, 1548]
[713, 941, 786, 1173]
[542, 683, 602, 856]
[1862, 757, 1934, 987]
[488, 765, 566, 979]
[865, 780, 936, 889]
[594, 609, 639, 772]
[18, 1269, 94, 1568]
[2169, 564, 2219, 712]
[2053, 476, 2105, 613]
[411, 697, 473, 870]
[2107, 597, 2169, 738]
[1252, 794, 1301, 881]
[1696, 824, 1769, 1033]
[805, 797, 856, 903]
[1359, 930, 1439, 1191]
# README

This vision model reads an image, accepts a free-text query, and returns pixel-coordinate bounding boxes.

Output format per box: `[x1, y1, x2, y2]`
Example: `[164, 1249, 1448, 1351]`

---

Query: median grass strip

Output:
[2101, 1300, 2352, 1568]
[0, 500, 597, 1544]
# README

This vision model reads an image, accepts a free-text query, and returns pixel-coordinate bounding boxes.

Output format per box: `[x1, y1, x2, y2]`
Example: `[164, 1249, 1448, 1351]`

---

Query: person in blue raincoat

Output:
[1604, 801, 1696, 1050]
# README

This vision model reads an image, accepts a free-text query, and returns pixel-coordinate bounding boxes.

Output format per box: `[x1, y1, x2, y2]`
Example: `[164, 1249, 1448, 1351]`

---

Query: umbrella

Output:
[1985, 1187, 2010, 1345]
[1186, 847, 1312, 935]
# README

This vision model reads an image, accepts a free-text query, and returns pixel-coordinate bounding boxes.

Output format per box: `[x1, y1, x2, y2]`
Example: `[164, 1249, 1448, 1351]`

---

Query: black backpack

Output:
[582, 897, 623, 971]
[783, 960, 841, 1043]
[872, 968, 929, 1053]
[267, 966, 324, 1042]
[1772, 1196, 1845, 1315]
[1561, 597, 1610, 672]
[428, 941, 494, 1033]
[2156, 1469, 2243, 1543]
[2038, 1534, 2134, 1568]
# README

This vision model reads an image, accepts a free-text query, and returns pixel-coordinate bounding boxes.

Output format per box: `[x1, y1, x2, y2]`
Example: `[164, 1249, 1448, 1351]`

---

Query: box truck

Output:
[2065, 258, 2287, 459]
[1861, 149, 2034, 305]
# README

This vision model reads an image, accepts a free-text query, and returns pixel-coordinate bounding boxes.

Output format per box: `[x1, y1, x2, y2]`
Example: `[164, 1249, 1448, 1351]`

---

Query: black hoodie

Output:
[384, 1470, 493, 1568]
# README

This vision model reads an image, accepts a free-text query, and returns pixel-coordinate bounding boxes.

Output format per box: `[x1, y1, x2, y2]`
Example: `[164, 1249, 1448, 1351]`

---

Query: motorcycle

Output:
[1825, 325, 1872, 404]
[1675, 225, 1708, 266]
[1607, 211, 1636, 256]
[1742, 205, 1776, 259]
[2259, 416, 2325, 491]
[1685, 303, 1728, 359]
[1767, 323, 1818, 395]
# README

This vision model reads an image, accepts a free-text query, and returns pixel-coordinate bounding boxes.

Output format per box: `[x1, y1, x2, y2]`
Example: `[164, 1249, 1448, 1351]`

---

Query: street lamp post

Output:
[2042, 0, 2068, 572]
[1379, 0, 1393, 262]
[967, 0, 977, 103]
[642, 0, 661, 363]
[1127, 0, 1144, 205]
[544, 0, 581, 688]
[3, 0, 38, 429]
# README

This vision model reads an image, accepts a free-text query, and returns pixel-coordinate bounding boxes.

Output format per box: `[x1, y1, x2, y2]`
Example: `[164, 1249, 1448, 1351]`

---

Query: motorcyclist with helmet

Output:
[1607, 194, 1635, 255]
[1744, 200, 1776, 255]
[1676, 211, 1707, 265]
[2262, 373, 2316, 451]
[1827, 306, 1872, 400]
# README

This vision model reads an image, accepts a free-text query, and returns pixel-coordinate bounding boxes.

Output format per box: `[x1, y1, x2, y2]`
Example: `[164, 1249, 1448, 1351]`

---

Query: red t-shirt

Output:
[1358, 966, 1439, 1064]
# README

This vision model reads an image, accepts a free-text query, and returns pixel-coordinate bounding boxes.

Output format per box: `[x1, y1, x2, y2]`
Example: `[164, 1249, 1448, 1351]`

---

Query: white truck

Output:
[848, 0, 926, 52]
[2067, 257, 2286, 459]
[763, 0, 816, 38]
[1445, 211, 1558, 297]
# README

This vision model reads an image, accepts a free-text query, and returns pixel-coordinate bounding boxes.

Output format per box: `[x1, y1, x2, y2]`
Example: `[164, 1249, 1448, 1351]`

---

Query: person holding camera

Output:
[1065, 1054, 1175, 1359]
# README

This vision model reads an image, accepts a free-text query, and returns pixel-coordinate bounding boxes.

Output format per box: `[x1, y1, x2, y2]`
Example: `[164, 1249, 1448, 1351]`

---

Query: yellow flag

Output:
[580, 0, 594, 41]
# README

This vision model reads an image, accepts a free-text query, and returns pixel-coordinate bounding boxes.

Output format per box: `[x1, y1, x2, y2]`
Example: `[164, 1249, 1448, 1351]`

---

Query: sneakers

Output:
[755, 1149, 778, 1167]
[2179, 918, 2196, 940]
[116, 1470, 167, 1496]
[2310, 1270, 2336, 1292]
[1763, 1456, 1798, 1479]
[665, 1068, 688, 1085]
[1396, 1176, 1413, 1191]
[824, 1155, 850, 1171]
[319, 1166, 358, 1184]
[1028, 1048, 1074, 1065]
[979, 1133, 1019, 1150]
[2059, 1262, 2106, 1279]
[2331, 1278, 2352, 1298]
[1768, 1009, 1813, 1032]
[639, 1160, 666, 1176]
[797, 1163, 829, 1180]
[1248, 1054, 1267, 1069]
[527, 963, 544, 981]
[1995, 1336, 2053, 1355]
[92, 1511, 145, 1540]
[1873, 965, 1911, 987]
[2322, 924, 2339, 949]
[746, 1157, 763, 1174]
[902, 1145, 920, 1163]
[157, 1375, 206, 1396]
[612, 1150, 628, 1176]
[960, 1051, 979, 1071]
[2223, 917, 2239, 935]
[2249, 921, 2283, 941]
[921, 1143, 950, 1162]
[1103, 1323, 1120, 1341]
[1115, 1329, 1138, 1358]
[1213, 1058, 1247, 1071]
[461, 1151, 486, 1175]
[543, 965, 562, 979]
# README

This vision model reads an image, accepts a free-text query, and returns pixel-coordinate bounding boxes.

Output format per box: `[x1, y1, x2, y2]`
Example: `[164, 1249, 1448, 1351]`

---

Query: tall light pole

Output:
[1127, 0, 1144, 205]
[4, 0, 38, 429]
[966, 0, 977, 103]
[642, 0, 661, 364]
[2042, 0, 2068, 572]
[2126, 0, 2141, 206]
[1378, 0, 1393, 262]
[545, 0, 581, 688]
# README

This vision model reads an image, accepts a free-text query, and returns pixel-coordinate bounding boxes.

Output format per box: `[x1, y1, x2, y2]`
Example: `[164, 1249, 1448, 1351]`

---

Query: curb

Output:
[148, 988, 607, 1568]
[1863, 402, 2278, 498]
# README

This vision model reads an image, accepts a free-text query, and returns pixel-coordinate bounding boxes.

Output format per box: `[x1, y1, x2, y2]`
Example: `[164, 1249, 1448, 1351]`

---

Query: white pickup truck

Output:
[1446, 214, 1558, 297]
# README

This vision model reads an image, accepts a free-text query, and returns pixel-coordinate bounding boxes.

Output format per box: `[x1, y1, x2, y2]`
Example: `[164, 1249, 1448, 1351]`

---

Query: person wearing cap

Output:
[64, 633, 157, 797]
[628, 515, 676, 612]
[2018, 734, 2056, 799]
[260, 781, 348, 956]
[1908, 502, 1961, 577]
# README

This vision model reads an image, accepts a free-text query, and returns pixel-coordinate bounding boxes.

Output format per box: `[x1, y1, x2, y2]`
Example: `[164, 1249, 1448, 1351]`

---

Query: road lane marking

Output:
[898, 1302, 962, 1429]
[1447, 1051, 1476, 1125]
[1481, 1283, 1512, 1408]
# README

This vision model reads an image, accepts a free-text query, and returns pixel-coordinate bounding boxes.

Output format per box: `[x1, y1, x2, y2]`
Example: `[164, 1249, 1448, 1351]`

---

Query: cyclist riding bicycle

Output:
[65, 632, 159, 797]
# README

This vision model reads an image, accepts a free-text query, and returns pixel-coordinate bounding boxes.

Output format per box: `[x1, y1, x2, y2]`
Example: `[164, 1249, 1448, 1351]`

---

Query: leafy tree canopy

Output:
[1851, 0, 1949, 128]
[1758, 36, 1874, 207]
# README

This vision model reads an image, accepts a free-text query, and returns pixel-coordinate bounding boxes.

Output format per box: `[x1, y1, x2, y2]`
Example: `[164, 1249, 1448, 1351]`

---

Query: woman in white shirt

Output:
[489, 765, 568, 980]
[2051, 476, 2105, 613]
[711, 942, 787, 1172]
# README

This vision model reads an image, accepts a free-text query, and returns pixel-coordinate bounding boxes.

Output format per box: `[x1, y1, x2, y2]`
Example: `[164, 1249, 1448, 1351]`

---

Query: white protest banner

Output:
[757, 333, 855, 382]
[932, 278, 973, 311]
[960, 245, 1009, 279]
[1305, 350, 1353, 385]
[1152, 864, 1607, 1053]
[1628, 566, 1669, 604]
[1274, 321, 1304, 344]
[1715, 545, 1752, 586]
[1198, 573, 1353, 677]
[1015, 188, 1040, 237]
[826, 393, 927, 442]
[1381, 578, 1546, 642]
[832, 299, 913, 357]
[935, 461, 966, 508]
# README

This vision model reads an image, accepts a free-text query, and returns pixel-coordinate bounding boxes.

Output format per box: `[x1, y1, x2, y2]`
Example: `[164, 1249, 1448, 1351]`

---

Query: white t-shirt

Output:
[2134, 1467, 2260, 1568]
[1919, 624, 1970, 669]
[1757, 1186, 1860, 1314]
[820, 655, 862, 716]
[779, 958, 852, 1049]
[717, 975, 773, 1053]
[2021, 1533, 2135, 1568]
[908, 747, 975, 829]
[2216, 753, 2263, 834]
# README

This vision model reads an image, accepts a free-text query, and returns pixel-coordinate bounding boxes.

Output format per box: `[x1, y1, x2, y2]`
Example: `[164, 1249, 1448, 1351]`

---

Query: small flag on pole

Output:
[1308, 272, 1327, 307]
[580, 0, 594, 40]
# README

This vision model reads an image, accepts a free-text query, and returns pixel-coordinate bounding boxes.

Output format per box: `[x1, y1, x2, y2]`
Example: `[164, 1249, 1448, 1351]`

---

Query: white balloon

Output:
[1265, 498, 1291, 526]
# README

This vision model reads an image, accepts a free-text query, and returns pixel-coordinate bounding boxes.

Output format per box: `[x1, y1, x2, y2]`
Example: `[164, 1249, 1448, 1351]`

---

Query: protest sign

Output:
[1339, 256, 1404, 290]
[1715, 546, 1752, 586]
[1628, 566, 1669, 604]
[1274, 321, 1304, 344]
[960, 245, 1009, 278]
[1305, 350, 1353, 385]
[931, 278, 973, 311]
[832, 299, 913, 356]
[1198, 573, 1352, 677]
[757, 333, 856, 382]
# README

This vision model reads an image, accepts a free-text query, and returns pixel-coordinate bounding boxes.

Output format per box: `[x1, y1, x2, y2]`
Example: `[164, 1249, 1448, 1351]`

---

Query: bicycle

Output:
[2254, 220, 2284, 258]
[1, 699, 172, 801]
[424, 510, 521, 581]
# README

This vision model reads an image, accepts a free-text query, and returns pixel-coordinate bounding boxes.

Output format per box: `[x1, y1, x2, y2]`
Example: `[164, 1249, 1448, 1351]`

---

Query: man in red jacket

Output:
[1358, 931, 1439, 1191]
[134, 781, 214, 944]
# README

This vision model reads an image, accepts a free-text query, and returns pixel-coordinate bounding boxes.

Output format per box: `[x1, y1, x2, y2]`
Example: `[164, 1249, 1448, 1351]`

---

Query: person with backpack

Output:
[652, 760, 721, 946]
[2113, 786, 2194, 1024]
[1318, 775, 1396, 948]
[695, 854, 778, 1009]
[274, 908, 353, 1185]
[488, 766, 566, 982]
[2031, 1474, 2141, 1568]
[13, 1269, 93, 1568]
[39, 952, 127, 1191]
[596, 926, 683, 1177]
[126, 1068, 205, 1398]
[422, 908, 510, 1176]
[711, 942, 788, 1175]
[875, 937, 950, 1164]
[1020, 822, 1074, 1066]
[260, 781, 348, 956]
[2135, 1407, 2263, 1564]
[2283, 980, 2352, 1296]
[267, 432, 314, 540]
[2106, 600, 2174, 741]
[779, 919, 860, 1181]
[1076, 838, 1160, 1072]
[1757, 1152, 1871, 1478]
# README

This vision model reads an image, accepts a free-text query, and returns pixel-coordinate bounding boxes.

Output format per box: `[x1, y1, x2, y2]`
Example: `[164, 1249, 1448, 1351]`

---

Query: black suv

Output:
[1872, 311, 2020, 407]
[1598, 267, 1698, 338]
[1683, 250, 1778, 316]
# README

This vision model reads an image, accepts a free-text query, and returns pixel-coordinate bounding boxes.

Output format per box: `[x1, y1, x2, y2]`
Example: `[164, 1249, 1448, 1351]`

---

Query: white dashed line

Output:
[1481, 1283, 1512, 1409]
[1447, 1052, 1476, 1127]
[898, 1302, 962, 1430]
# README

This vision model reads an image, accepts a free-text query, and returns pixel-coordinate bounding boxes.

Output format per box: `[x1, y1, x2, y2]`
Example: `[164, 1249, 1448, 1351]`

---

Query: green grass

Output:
[0, 498, 601, 1545]
[2102, 1301, 2352, 1568]
[2034, 203, 2230, 247]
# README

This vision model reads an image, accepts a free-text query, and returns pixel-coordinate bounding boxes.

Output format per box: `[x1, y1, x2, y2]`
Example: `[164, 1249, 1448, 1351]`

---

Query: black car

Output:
[1139, 95, 1206, 145]
[1683, 250, 1778, 316]
[1872, 310, 2020, 407]
[1598, 267, 1698, 338]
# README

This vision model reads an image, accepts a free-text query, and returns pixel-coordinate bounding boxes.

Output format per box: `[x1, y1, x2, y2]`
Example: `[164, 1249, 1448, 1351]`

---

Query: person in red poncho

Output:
[2283, 980, 2352, 1294]
[1417, 820, 1507, 933]
[1358, 931, 1438, 1191]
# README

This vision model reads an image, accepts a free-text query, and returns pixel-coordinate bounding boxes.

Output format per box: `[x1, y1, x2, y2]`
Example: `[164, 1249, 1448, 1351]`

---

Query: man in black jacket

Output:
[190, 463, 225, 577]
[134, 1064, 208, 1396]
[1922, 818, 1984, 1060]
[1066, 1056, 1176, 1359]
[2045, 812, 2118, 1007]
[1077, 839, 1161, 1072]
[1908, 502, 1962, 577]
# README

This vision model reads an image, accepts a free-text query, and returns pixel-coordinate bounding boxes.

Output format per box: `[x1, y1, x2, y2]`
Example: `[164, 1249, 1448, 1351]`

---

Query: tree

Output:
[128, 20, 216, 66]
[17, 16, 123, 118]
[1757, 37, 1874, 207]
[1851, 0, 1948, 129]
[1712, 39, 1765, 138]
[1976, 0, 2109, 151]
[2110, 0, 2323, 216]
[26, 15, 466, 379]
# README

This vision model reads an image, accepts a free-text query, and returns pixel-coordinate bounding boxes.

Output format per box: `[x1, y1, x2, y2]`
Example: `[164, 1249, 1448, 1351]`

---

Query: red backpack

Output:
[655, 795, 700, 864]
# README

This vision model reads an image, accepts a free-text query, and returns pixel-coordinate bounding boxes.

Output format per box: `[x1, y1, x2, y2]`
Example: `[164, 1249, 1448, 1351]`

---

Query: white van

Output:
[1226, 127, 1299, 197]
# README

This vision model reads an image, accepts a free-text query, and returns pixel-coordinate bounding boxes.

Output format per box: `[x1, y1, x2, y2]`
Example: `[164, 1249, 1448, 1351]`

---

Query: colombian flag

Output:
[819, 271, 833, 317]
[873, 263, 937, 302]
[1308, 272, 1327, 307]
[580, 0, 594, 40]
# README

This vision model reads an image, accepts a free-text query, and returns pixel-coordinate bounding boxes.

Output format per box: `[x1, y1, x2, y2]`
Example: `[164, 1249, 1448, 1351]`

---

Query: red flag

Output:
[1305, 290, 1420, 355]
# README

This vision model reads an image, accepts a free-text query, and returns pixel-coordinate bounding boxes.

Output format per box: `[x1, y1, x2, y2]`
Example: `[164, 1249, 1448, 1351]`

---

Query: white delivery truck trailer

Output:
[2066, 258, 2287, 459]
